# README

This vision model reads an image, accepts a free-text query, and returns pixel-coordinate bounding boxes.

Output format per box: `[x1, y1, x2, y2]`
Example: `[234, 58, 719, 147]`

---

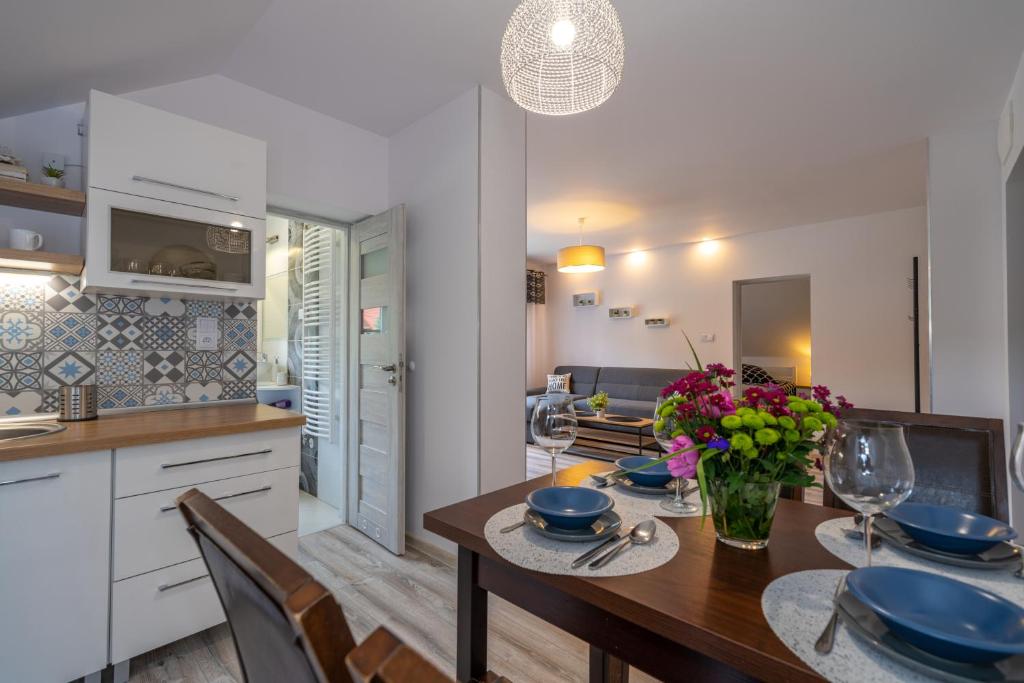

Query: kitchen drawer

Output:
[111, 531, 296, 663]
[88, 90, 267, 218]
[114, 467, 298, 580]
[115, 427, 299, 498]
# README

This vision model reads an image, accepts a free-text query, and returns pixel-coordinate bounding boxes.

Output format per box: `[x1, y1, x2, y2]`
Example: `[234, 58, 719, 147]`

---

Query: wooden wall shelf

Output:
[0, 248, 84, 276]
[0, 177, 86, 216]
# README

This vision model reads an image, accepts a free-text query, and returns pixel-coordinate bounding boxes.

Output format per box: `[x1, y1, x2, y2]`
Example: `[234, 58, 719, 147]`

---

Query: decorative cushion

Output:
[742, 363, 797, 395]
[546, 373, 572, 393]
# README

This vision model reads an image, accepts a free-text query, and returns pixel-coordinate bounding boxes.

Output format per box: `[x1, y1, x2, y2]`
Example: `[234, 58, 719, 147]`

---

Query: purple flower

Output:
[708, 436, 730, 452]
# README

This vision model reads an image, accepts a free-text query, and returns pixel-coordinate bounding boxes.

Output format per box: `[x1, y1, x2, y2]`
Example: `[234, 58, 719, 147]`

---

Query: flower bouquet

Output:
[639, 348, 851, 549]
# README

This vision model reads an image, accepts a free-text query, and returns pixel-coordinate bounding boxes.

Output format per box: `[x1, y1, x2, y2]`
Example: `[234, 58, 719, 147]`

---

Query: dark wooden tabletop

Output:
[424, 460, 854, 682]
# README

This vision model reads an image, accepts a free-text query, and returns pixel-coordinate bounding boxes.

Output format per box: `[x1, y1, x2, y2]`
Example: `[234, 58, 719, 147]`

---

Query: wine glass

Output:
[653, 395, 698, 513]
[531, 392, 578, 485]
[825, 420, 914, 565]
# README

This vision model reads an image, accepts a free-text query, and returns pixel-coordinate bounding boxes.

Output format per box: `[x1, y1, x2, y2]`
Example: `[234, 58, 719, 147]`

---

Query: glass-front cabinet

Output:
[83, 187, 266, 299]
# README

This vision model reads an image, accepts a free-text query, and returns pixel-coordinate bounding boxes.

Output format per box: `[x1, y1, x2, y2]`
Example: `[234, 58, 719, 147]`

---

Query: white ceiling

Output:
[3, 1, 1023, 260]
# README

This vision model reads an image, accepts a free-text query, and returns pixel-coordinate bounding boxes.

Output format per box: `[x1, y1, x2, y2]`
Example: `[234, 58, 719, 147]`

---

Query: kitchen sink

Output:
[0, 423, 67, 442]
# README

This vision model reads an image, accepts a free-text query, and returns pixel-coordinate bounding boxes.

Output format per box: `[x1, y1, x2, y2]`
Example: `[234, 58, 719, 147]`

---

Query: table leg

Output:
[589, 645, 630, 683]
[457, 546, 488, 682]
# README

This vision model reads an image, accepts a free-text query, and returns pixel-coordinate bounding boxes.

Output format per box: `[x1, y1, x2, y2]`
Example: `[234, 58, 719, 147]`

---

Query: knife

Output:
[572, 526, 633, 569]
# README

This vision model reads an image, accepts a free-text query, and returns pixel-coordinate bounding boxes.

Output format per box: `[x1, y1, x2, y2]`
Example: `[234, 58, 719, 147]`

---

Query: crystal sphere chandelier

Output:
[501, 0, 625, 116]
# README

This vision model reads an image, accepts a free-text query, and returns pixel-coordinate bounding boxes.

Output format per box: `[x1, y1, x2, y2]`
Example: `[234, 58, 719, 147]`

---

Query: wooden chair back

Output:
[821, 408, 1009, 521]
[176, 488, 450, 683]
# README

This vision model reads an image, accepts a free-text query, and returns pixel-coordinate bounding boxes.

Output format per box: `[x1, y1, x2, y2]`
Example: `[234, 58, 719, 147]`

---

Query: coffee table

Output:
[566, 412, 661, 462]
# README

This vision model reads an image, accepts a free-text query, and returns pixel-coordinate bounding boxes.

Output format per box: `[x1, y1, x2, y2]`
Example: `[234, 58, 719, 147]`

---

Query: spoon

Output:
[590, 472, 622, 488]
[588, 520, 656, 569]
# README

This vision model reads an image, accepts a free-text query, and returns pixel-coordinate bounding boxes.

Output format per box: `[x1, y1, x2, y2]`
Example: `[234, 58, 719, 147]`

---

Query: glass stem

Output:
[864, 514, 874, 567]
[673, 477, 683, 503]
[550, 451, 557, 486]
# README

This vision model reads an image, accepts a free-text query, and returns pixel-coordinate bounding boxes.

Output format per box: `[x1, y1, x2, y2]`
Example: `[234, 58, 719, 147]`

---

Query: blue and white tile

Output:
[96, 349, 143, 386]
[143, 384, 186, 406]
[223, 350, 256, 381]
[143, 350, 186, 384]
[98, 385, 144, 410]
[224, 300, 257, 320]
[0, 390, 42, 416]
[224, 319, 257, 350]
[222, 380, 256, 400]
[98, 294, 145, 315]
[43, 351, 95, 388]
[186, 351, 222, 382]
[0, 352, 42, 390]
[44, 313, 96, 351]
[143, 296, 185, 317]
[141, 316, 186, 350]
[45, 275, 96, 313]
[39, 389, 59, 414]
[185, 300, 222, 318]
[185, 381, 223, 403]
[97, 314, 143, 350]
[0, 311, 44, 352]
[0, 283, 44, 311]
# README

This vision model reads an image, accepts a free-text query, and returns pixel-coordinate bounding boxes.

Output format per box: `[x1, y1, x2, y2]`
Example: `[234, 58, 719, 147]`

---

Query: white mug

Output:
[10, 228, 43, 251]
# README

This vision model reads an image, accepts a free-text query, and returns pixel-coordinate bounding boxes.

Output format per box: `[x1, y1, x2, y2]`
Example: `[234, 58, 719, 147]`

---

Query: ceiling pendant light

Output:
[501, 0, 625, 116]
[557, 217, 606, 273]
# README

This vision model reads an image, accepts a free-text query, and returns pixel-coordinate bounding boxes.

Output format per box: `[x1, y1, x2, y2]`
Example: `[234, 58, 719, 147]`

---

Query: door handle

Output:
[371, 364, 397, 372]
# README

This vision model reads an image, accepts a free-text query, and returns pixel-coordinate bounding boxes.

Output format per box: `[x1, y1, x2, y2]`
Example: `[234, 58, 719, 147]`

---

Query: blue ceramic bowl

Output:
[846, 566, 1024, 664]
[615, 456, 672, 488]
[525, 486, 614, 530]
[886, 502, 1017, 555]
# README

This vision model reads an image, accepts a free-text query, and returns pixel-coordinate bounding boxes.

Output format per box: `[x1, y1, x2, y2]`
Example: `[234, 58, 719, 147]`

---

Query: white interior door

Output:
[347, 205, 406, 554]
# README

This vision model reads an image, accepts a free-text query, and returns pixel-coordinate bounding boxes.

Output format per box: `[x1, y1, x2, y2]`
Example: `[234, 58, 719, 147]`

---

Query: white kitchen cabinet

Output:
[83, 187, 266, 299]
[0, 451, 111, 683]
[87, 90, 266, 219]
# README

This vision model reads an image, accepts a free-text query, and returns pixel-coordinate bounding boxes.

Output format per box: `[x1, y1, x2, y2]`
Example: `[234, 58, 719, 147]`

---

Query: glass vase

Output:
[707, 479, 782, 550]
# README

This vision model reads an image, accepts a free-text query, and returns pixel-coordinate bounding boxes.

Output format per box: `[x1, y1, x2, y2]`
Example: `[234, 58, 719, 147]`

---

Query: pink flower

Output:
[698, 390, 735, 419]
[667, 435, 699, 479]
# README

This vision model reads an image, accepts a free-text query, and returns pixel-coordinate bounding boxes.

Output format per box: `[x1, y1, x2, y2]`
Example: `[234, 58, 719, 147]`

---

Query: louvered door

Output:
[347, 206, 406, 554]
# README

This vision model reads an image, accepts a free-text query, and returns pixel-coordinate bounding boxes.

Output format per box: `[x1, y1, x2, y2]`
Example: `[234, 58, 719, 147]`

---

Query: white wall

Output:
[478, 88, 526, 494]
[541, 207, 928, 412]
[389, 88, 481, 545]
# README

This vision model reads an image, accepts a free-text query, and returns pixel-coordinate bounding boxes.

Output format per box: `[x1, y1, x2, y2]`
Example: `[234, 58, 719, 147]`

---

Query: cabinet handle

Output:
[157, 573, 210, 592]
[160, 449, 273, 469]
[0, 472, 60, 487]
[159, 484, 271, 512]
[129, 278, 240, 292]
[131, 175, 239, 202]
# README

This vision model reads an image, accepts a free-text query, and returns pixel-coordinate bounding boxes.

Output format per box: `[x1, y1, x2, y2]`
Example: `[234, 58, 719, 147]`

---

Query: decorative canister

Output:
[58, 385, 98, 421]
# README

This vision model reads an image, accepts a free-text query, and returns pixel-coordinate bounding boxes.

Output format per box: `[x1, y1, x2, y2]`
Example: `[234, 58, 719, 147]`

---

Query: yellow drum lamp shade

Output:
[557, 244, 606, 273]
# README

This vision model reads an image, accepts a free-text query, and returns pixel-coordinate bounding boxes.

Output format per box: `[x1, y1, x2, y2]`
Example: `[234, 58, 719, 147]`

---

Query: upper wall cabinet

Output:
[87, 91, 267, 218]
[85, 91, 267, 299]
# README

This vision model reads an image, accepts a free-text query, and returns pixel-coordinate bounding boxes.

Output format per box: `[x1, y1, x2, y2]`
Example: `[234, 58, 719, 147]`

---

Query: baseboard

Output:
[405, 533, 456, 567]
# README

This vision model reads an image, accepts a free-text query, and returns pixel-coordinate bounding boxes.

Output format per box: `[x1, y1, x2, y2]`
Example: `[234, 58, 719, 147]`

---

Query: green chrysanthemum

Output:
[755, 428, 781, 445]
[721, 415, 743, 430]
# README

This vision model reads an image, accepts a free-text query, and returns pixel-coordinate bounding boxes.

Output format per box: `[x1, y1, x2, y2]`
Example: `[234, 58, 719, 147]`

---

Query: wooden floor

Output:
[128, 448, 658, 683]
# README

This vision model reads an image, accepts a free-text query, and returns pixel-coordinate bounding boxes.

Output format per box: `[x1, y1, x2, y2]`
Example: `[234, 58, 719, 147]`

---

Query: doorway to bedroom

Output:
[733, 275, 812, 394]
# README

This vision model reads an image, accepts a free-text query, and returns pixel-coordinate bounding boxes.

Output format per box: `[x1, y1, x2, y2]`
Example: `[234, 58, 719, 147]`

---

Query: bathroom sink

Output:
[0, 423, 67, 442]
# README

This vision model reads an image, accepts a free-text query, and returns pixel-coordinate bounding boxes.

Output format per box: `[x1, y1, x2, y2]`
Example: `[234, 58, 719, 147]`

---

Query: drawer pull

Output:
[160, 449, 272, 469]
[157, 573, 209, 592]
[131, 175, 239, 202]
[0, 472, 60, 487]
[159, 484, 271, 512]
[130, 278, 241, 292]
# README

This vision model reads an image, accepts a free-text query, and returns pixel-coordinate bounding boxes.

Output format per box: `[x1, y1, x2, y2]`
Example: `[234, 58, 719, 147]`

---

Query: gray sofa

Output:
[526, 365, 687, 444]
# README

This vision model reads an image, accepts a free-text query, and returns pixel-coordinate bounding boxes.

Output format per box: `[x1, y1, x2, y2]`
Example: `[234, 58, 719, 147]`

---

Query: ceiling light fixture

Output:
[501, 0, 625, 116]
[557, 217, 606, 273]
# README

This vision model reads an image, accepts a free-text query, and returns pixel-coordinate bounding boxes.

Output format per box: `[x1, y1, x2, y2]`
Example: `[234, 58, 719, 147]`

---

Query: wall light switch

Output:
[700, 332, 716, 342]
[195, 316, 219, 351]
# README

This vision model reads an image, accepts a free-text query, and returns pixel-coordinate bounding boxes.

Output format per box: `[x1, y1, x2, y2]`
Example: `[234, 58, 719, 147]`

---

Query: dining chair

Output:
[175, 488, 453, 683]
[821, 408, 1009, 521]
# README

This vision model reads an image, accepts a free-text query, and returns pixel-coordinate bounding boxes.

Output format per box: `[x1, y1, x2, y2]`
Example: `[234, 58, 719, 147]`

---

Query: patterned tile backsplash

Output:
[0, 274, 257, 416]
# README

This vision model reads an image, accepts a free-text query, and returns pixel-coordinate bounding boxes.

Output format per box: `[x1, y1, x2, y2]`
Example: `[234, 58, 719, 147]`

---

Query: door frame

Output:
[732, 274, 811, 386]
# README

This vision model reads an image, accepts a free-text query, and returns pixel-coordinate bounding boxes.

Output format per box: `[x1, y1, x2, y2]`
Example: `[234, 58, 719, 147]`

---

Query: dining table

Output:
[423, 460, 854, 683]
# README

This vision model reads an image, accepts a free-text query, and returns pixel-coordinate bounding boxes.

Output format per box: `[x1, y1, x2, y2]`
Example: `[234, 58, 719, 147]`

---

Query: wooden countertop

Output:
[0, 404, 305, 462]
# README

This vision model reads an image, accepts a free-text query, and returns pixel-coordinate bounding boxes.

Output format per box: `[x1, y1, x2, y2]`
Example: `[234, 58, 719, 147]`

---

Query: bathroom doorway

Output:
[258, 212, 349, 536]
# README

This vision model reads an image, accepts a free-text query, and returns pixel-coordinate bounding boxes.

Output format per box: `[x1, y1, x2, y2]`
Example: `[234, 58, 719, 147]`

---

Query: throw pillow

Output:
[546, 373, 572, 393]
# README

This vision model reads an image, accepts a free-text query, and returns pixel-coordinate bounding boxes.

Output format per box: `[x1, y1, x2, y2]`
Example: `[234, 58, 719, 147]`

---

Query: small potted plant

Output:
[41, 164, 65, 188]
[587, 391, 609, 419]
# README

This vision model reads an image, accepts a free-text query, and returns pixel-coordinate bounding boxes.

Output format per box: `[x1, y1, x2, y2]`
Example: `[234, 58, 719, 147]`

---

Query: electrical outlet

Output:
[644, 317, 670, 328]
[42, 153, 65, 172]
[572, 292, 600, 308]
[608, 306, 634, 319]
